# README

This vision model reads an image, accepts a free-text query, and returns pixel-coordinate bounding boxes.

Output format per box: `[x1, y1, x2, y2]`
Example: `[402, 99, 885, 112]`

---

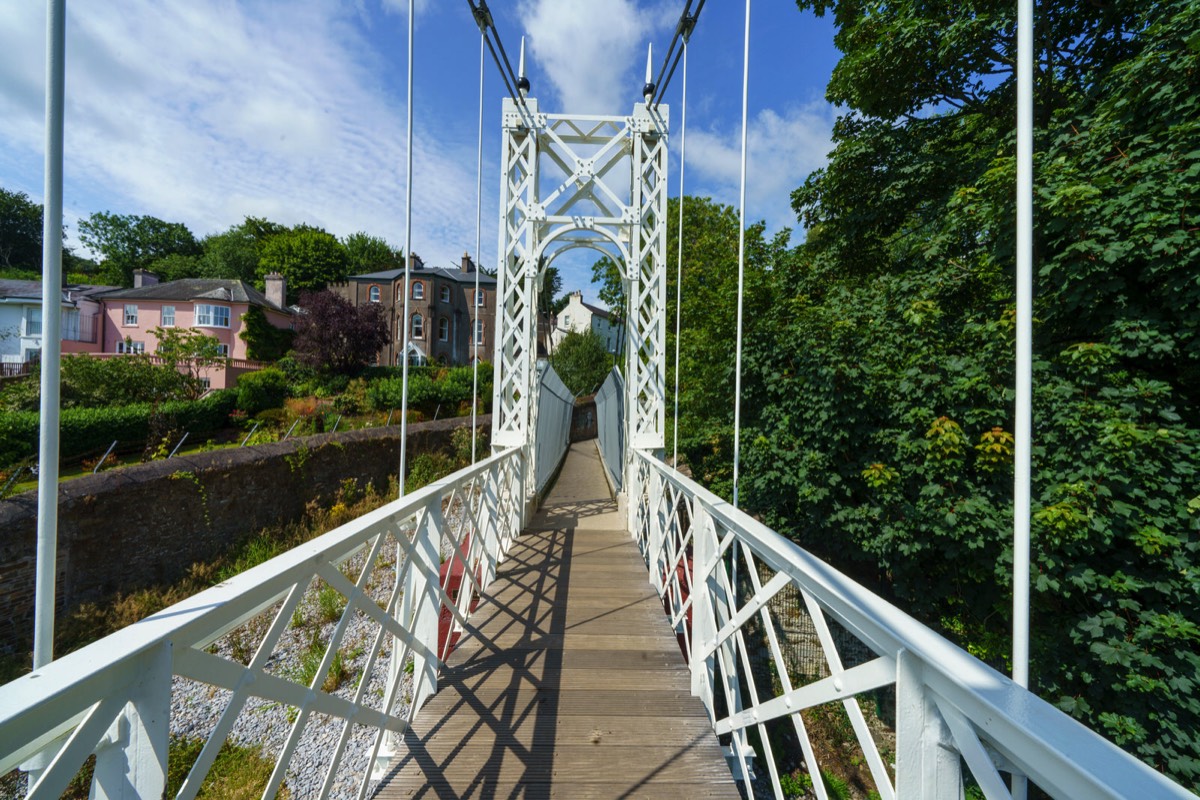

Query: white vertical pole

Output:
[471, 31, 485, 464]
[672, 43, 687, 469]
[34, 0, 67, 671]
[1013, 0, 1033, 690]
[731, 0, 751, 508]
[1012, 2, 1034, 795]
[397, 0, 415, 498]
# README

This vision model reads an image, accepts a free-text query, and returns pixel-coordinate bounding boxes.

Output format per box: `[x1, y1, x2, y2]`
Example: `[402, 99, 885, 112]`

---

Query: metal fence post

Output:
[92, 641, 172, 799]
[896, 649, 961, 798]
[690, 500, 717, 719]
[92, 441, 118, 473]
[407, 502, 444, 712]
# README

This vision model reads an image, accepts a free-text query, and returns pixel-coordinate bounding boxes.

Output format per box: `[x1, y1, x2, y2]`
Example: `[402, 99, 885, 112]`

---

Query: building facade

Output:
[99, 272, 294, 389]
[0, 280, 114, 372]
[333, 253, 497, 367]
[551, 290, 623, 354]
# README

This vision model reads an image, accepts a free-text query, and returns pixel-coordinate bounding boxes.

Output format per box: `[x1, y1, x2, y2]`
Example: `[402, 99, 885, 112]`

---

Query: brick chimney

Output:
[132, 269, 159, 289]
[264, 272, 287, 308]
[461, 252, 475, 273]
[409, 252, 424, 271]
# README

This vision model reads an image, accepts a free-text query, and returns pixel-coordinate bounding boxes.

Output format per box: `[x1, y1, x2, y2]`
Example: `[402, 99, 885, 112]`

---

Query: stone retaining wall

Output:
[0, 415, 490, 654]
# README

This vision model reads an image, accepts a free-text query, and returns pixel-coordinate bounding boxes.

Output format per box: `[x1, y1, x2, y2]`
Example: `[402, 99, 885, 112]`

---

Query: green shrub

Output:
[0, 391, 236, 467]
[236, 368, 290, 416]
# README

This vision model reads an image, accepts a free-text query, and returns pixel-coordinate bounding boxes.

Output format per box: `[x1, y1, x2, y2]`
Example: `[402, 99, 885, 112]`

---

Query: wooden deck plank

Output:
[373, 441, 740, 800]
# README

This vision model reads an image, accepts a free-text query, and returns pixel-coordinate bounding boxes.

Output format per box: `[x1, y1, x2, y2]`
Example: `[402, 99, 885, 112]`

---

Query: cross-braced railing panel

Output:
[0, 449, 526, 800]
[630, 449, 1191, 800]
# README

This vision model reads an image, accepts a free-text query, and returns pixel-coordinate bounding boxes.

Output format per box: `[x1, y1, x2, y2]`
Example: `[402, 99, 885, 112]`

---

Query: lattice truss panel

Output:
[630, 453, 1062, 800]
[492, 98, 540, 449]
[492, 99, 668, 467]
[3, 451, 525, 800]
[627, 107, 668, 451]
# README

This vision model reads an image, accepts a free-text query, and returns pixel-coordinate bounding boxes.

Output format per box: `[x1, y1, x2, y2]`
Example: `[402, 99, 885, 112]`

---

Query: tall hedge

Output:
[0, 390, 236, 466]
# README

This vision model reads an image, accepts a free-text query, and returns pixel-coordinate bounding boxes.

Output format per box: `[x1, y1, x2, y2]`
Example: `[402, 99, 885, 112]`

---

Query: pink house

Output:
[99, 271, 293, 389]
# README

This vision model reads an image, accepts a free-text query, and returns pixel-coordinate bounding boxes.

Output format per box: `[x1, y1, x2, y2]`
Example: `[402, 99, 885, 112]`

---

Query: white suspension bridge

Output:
[0, 1, 1193, 798]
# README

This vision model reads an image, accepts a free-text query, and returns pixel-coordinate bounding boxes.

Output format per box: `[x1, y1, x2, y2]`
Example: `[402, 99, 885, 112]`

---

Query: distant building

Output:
[332, 253, 497, 367]
[0, 279, 115, 373]
[551, 291, 623, 354]
[98, 270, 294, 389]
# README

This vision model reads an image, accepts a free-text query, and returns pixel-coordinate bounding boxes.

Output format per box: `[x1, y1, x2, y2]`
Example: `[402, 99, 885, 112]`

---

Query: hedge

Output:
[0, 390, 237, 467]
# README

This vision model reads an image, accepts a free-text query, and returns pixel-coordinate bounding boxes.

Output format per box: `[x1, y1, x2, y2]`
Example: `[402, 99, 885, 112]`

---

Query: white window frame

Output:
[474, 318, 485, 346]
[474, 289, 485, 307]
[217, 343, 230, 357]
[438, 317, 449, 342]
[161, 305, 175, 327]
[123, 304, 138, 326]
[117, 339, 145, 354]
[439, 285, 451, 303]
[369, 285, 381, 303]
[412, 282, 424, 300]
[194, 303, 230, 328]
[411, 313, 424, 339]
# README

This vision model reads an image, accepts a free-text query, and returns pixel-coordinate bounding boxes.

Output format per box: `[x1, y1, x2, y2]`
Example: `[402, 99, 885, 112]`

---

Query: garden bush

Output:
[236, 368, 290, 416]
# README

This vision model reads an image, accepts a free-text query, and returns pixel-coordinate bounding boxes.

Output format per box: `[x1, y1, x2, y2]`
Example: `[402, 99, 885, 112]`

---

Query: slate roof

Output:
[0, 280, 120, 303]
[580, 300, 612, 320]
[348, 267, 497, 286]
[103, 279, 291, 314]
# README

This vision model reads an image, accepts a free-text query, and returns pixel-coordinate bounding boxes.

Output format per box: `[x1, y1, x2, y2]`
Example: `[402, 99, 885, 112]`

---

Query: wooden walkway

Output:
[375, 441, 740, 799]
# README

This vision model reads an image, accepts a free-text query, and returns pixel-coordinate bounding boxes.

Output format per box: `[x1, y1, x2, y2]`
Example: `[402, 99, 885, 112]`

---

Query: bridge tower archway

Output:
[491, 97, 669, 495]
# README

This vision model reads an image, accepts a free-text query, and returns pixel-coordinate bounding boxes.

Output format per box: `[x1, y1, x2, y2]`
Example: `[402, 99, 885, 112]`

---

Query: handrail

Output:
[631, 449, 1191, 800]
[0, 447, 526, 799]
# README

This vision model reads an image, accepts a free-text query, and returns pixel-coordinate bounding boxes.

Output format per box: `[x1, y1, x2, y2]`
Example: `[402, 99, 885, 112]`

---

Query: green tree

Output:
[342, 231, 400, 274]
[78, 212, 201, 287]
[0, 187, 43, 271]
[258, 225, 349, 303]
[151, 327, 227, 399]
[538, 264, 563, 314]
[549, 329, 610, 396]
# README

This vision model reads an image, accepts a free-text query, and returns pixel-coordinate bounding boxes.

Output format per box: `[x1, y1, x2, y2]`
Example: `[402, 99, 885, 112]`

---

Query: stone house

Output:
[551, 290, 623, 354]
[332, 253, 497, 367]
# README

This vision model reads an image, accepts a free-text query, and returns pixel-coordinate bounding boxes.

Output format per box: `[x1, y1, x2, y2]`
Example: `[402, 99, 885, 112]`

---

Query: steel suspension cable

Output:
[672, 40, 688, 468]
[471, 29, 485, 464]
[398, 0, 415, 498]
[731, 0, 751, 508]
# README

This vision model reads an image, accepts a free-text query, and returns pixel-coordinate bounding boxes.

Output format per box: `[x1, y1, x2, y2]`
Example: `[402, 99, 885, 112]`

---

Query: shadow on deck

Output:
[373, 441, 739, 799]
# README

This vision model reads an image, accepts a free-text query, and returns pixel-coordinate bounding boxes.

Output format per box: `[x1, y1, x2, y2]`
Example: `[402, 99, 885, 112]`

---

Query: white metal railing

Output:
[533, 362, 574, 495]
[595, 367, 624, 490]
[630, 449, 1192, 800]
[0, 448, 525, 800]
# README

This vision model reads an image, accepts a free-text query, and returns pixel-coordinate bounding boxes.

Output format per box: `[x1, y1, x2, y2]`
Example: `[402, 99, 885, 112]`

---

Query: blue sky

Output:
[0, 1, 842, 304]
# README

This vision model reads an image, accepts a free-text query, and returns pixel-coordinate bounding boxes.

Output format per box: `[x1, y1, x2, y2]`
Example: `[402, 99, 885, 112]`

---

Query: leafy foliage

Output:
[549, 330, 611, 396]
[151, 326, 227, 399]
[239, 305, 294, 361]
[0, 187, 44, 271]
[258, 225, 348, 302]
[342, 231, 401, 274]
[236, 368, 290, 416]
[677, 0, 1200, 782]
[78, 211, 201, 286]
[0, 355, 198, 412]
[292, 290, 389, 375]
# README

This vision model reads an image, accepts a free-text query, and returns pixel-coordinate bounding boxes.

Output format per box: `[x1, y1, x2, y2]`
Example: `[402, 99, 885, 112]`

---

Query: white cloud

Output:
[685, 102, 836, 236]
[518, 0, 673, 114]
[0, 0, 488, 269]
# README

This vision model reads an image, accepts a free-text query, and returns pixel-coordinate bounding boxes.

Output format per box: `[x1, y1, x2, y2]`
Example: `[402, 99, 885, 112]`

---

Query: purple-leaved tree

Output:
[293, 289, 388, 374]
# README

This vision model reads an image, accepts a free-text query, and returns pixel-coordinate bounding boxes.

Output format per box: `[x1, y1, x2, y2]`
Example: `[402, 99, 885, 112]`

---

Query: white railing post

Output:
[479, 466, 503, 590]
[690, 502, 717, 719]
[895, 649, 961, 799]
[649, 467, 666, 591]
[407, 503, 443, 712]
[92, 642, 172, 799]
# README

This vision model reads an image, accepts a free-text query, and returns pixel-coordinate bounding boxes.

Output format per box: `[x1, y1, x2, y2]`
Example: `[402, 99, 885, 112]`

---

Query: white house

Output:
[551, 290, 623, 354]
[0, 280, 112, 372]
